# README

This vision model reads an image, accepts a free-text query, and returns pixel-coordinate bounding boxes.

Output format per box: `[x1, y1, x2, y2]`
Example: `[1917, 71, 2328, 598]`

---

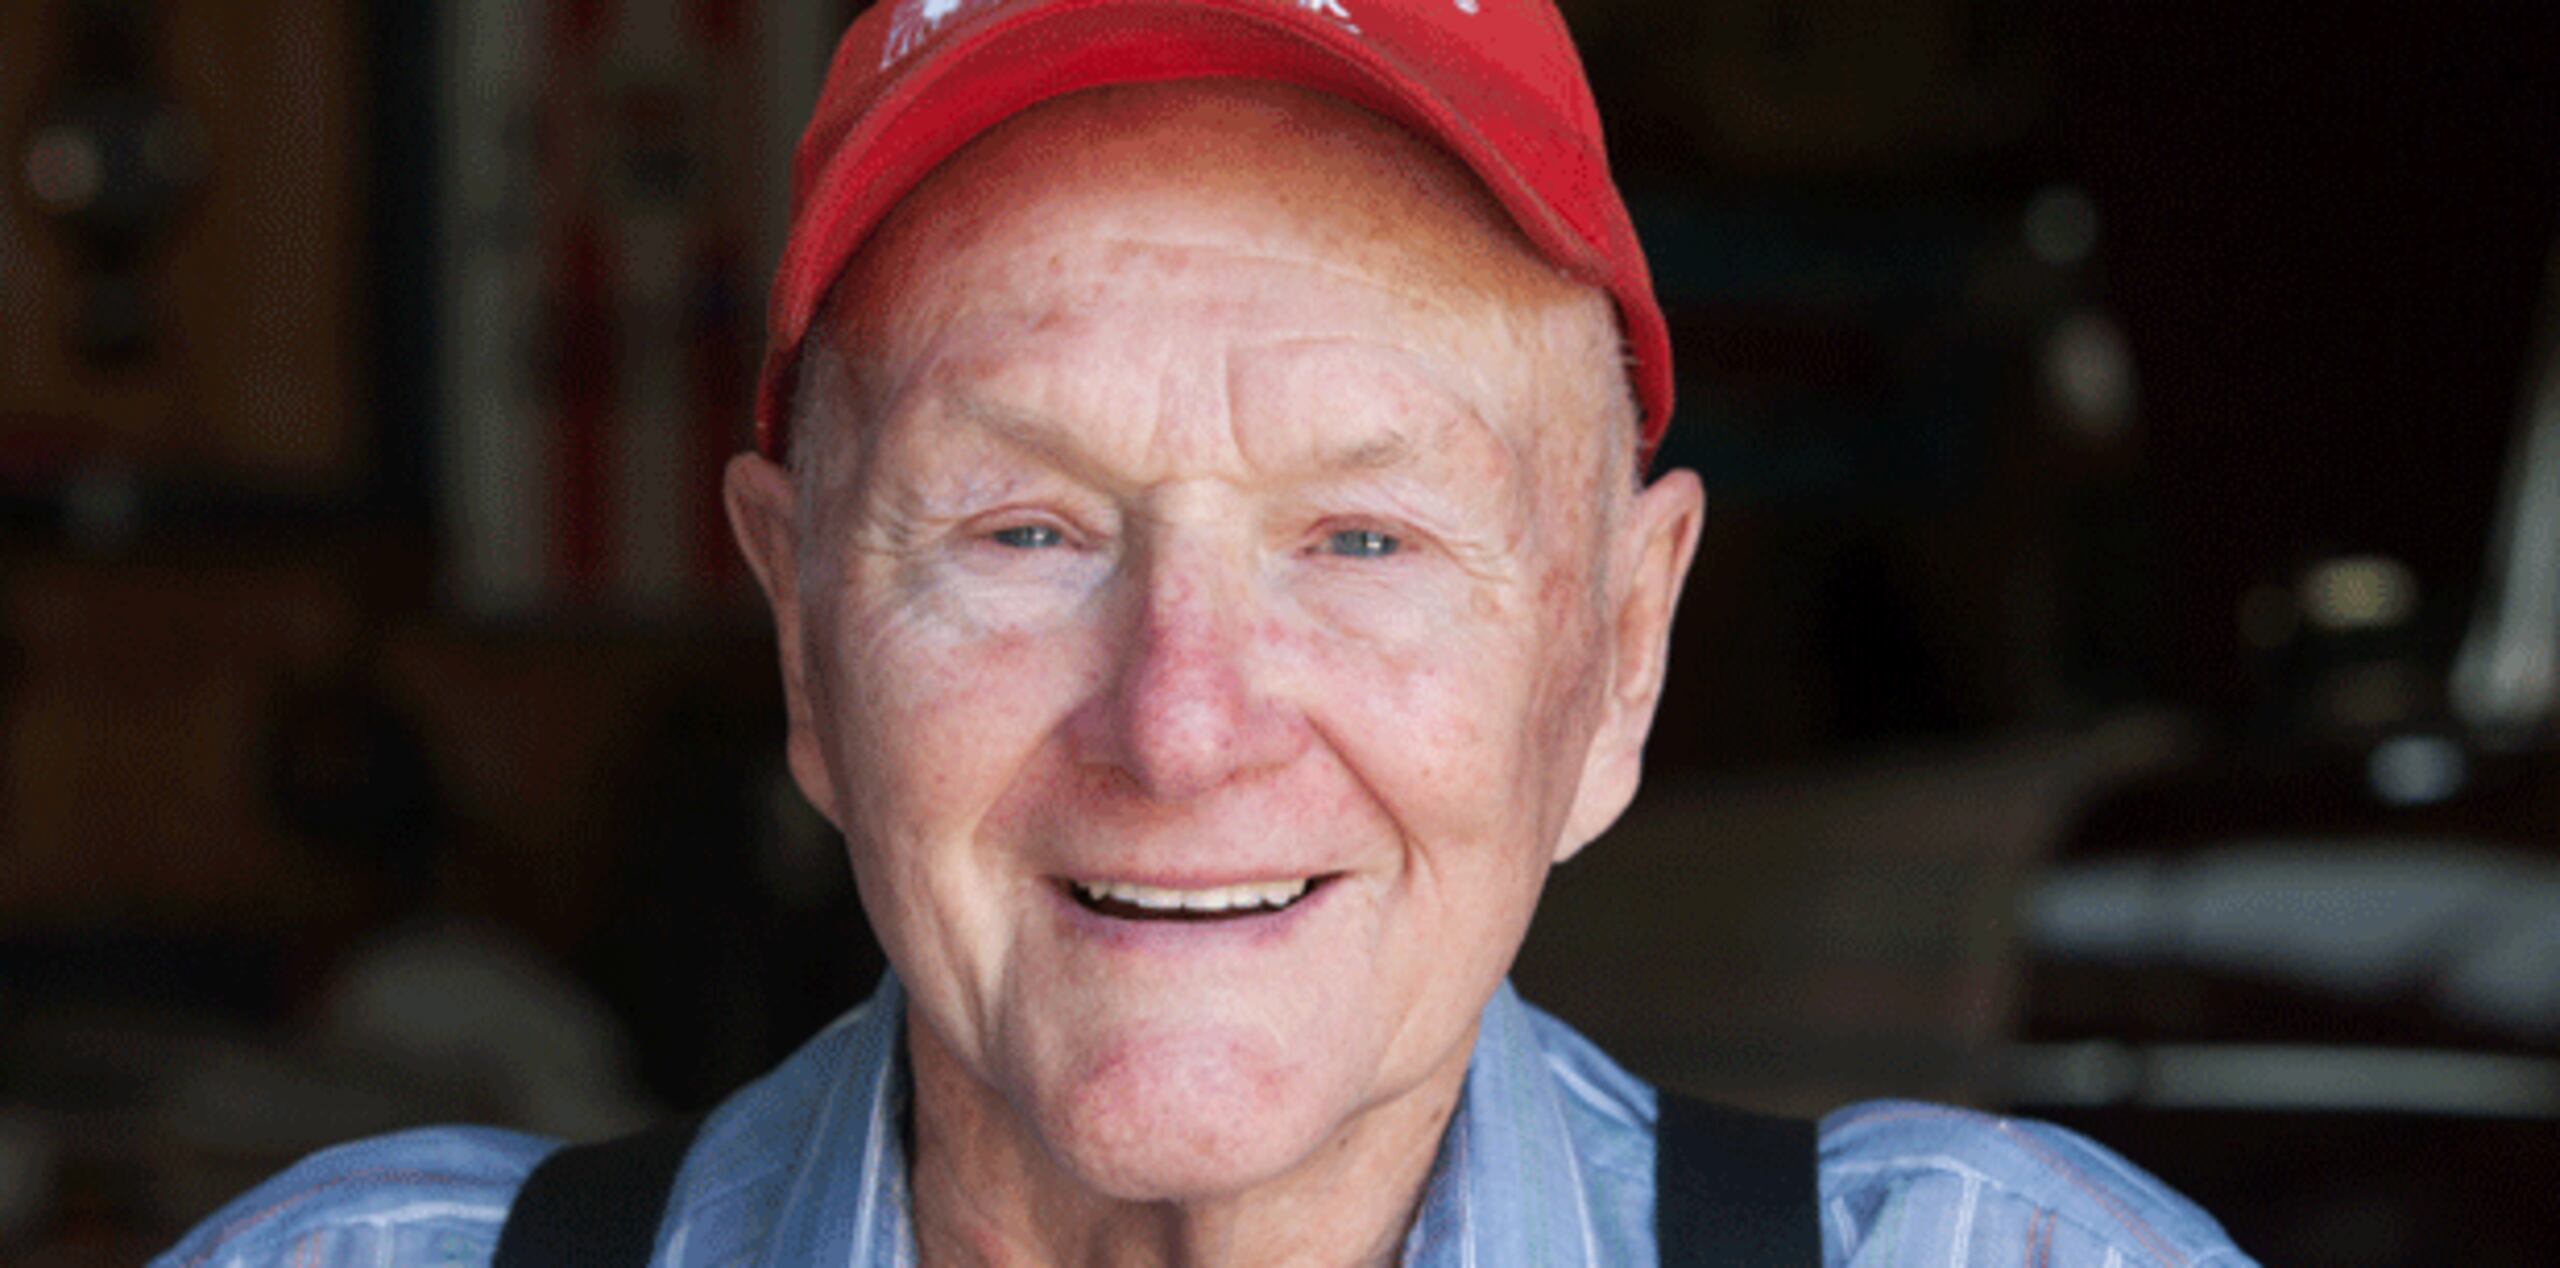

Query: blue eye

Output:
[1325, 529, 1401, 559]
[992, 524, 1064, 549]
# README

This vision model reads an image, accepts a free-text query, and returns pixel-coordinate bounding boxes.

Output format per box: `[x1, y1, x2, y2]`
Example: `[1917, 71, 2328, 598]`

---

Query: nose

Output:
[1069, 541, 1309, 802]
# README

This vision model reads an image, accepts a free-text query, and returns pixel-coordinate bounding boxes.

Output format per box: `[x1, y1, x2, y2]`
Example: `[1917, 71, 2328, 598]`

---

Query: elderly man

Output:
[161, 1, 2255, 1265]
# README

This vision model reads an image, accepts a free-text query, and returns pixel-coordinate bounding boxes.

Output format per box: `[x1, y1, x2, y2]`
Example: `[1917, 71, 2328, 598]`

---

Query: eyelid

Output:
[967, 507, 1092, 551]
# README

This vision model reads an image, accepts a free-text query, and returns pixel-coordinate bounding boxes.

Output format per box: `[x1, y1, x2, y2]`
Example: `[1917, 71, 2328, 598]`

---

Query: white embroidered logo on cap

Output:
[883, 0, 992, 68]
[1295, 0, 1360, 34]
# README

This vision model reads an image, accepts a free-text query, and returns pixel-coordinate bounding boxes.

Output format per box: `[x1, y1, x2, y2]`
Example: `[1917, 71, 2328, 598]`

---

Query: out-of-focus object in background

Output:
[0, 0, 361, 493]
[1572, 0, 2052, 184]
[1636, 177, 2167, 769]
[437, 0, 850, 616]
[1520, 712, 2190, 1116]
[15, 0, 205, 369]
[2449, 243, 2560, 750]
[0, 1110, 60, 1253]
[2007, 231, 2560, 1267]
[577, 682, 882, 1112]
[264, 674, 658, 1143]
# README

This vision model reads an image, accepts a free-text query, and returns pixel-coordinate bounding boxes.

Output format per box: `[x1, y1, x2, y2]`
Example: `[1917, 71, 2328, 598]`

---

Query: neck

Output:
[904, 1007, 1470, 1268]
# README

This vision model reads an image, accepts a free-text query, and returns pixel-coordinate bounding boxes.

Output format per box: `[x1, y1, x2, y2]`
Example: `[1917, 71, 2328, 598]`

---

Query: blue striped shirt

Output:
[155, 975, 2256, 1266]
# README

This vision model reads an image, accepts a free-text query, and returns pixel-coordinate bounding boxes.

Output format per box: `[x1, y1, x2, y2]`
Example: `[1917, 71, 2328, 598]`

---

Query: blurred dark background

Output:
[3, 2, 2556, 1263]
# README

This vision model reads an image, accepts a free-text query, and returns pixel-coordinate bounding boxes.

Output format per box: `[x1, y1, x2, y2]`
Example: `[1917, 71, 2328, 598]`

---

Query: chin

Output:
[1032, 1027, 1350, 1202]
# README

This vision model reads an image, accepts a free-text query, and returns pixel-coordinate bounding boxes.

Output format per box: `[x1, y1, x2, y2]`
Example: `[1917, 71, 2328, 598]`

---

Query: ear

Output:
[1554, 468, 1705, 862]
[725, 451, 843, 828]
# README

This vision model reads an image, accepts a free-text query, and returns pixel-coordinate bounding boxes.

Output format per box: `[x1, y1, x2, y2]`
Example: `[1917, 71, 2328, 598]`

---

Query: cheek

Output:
[1530, 562, 1607, 712]
[824, 600, 1099, 846]
[1288, 570, 1603, 852]
[1283, 606, 1519, 827]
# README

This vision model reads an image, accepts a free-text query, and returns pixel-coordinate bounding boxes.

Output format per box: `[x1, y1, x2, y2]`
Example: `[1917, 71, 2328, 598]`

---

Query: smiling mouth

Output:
[1066, 876, 1330, 922]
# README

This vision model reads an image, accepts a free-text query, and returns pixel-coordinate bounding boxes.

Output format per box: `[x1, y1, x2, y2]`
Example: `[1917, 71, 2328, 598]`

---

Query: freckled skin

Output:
[725, 82, 1705, 1268]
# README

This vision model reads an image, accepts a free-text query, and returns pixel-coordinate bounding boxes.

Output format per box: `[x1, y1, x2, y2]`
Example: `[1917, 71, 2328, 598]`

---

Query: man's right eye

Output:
[990, 524, 1064, 549]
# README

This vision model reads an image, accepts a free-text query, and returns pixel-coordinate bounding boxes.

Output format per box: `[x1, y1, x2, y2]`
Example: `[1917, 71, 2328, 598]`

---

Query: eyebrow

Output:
[944, 389, 1431, 484]
[1327, 430, 1417, 472]
[946, 392, 1114, 485]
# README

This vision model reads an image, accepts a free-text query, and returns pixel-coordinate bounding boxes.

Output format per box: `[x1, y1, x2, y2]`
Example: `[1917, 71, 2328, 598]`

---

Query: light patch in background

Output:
[2365, 733, 2467, 807]
[2449, 289, 2560, 743]
[2007, 1042, 2560, 1119]
[23, 126, 104, 213]
[439, 0, 546, 614]
[2297, 554, 2419, 634]
[2022, 185, 2099, 267]
[2025, 840, 2560, 1040]
[2045, 309, 2137, 443]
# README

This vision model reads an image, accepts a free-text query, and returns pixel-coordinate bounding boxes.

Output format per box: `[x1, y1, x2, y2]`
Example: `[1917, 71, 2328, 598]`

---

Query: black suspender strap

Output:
[1652, 1090, 1824, 1267]
[490, 1093, 1818, 1266]
[491, 1114, 705, 1268]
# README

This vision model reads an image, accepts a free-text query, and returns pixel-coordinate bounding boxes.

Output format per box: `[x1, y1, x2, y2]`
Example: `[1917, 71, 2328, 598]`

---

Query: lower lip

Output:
[1049, 877, 1338, 953]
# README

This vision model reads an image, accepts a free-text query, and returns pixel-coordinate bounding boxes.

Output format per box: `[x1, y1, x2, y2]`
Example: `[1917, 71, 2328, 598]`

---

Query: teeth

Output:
[1074, 878, 1313, 913]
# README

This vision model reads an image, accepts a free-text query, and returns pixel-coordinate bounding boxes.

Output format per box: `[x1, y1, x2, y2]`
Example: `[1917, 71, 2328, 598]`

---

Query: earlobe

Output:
[1553, 469, 1706, 863]
[724, 452, 843, 826]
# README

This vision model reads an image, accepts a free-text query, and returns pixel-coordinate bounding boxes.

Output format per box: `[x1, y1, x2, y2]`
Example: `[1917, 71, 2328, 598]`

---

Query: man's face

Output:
[729, 82, 1701, 1202]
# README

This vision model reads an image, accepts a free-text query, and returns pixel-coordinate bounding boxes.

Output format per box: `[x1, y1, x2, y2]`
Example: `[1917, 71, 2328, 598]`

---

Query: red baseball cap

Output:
[757, 0, 1672, 463]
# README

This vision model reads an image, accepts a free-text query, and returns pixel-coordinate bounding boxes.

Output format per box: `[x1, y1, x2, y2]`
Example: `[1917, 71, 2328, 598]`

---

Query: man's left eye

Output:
[1324, 529, 1401, 559]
